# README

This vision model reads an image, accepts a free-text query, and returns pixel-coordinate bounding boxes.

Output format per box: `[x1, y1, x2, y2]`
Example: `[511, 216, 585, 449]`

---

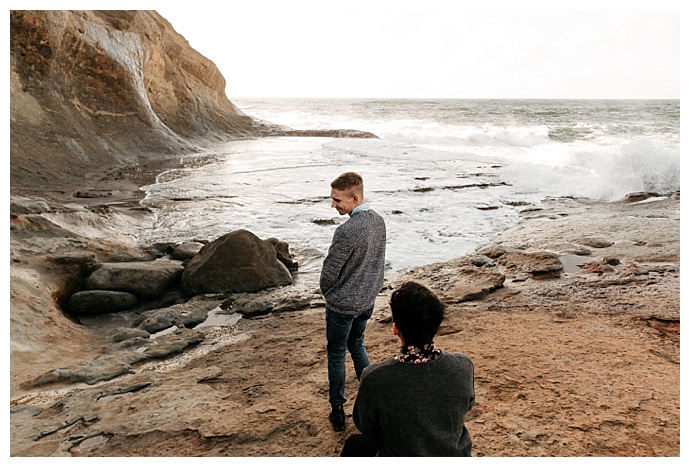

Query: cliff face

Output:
[9, 10, 270, 195]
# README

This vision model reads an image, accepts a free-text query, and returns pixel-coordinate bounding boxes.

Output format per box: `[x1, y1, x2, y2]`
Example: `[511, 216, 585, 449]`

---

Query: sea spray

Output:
[499, 138, 680, 201]
[140, 98, 679, 277]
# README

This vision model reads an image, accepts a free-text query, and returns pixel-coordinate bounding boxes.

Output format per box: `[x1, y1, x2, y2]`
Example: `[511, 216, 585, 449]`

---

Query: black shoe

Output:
[329, 404, 345, 432]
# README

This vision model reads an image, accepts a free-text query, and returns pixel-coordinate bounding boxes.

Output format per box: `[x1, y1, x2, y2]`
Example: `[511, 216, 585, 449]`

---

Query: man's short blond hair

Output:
[331, 172, 363, 194]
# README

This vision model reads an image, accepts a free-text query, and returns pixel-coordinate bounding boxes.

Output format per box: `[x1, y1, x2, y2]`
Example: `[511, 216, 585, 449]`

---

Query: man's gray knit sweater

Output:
[320, 207, 386, 315]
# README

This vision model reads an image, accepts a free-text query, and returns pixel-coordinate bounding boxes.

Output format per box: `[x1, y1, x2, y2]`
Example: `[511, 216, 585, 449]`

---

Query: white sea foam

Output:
[499, 138, 680, 200]
[139, 98, 679, 279]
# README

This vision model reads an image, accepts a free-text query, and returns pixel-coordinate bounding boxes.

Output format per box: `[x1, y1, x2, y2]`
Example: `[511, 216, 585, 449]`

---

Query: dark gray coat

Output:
[353, 351, 476, 456]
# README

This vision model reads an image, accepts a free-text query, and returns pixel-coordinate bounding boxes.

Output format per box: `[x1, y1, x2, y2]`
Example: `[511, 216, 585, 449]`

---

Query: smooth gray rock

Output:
[181, 229, 293, 295]
[67, 290, 138, 315]
[171, 241, 205, 260]
[133, 302, 213, 333]
[86, 259, 184, 299]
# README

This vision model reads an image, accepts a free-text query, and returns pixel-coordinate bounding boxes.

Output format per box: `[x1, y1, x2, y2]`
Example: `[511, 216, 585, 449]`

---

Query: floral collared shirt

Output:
[395, 342, 442, 364]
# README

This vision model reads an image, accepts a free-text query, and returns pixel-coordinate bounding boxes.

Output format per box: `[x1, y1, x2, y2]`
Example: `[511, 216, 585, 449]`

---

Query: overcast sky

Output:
[156, 0, 680, 100]
[9, 1, 681, 100]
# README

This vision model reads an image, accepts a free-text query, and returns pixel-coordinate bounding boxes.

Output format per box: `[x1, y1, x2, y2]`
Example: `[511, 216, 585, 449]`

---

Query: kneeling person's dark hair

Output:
[390, 281, 445, 347]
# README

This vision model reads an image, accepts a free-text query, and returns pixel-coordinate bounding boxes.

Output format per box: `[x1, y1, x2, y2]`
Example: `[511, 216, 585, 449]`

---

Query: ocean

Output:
[139, 98, 680, 284]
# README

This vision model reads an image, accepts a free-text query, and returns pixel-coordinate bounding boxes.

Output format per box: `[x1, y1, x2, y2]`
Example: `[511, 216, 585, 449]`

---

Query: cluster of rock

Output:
[18, 227, 324, 389]
[67, 229, 300, 319]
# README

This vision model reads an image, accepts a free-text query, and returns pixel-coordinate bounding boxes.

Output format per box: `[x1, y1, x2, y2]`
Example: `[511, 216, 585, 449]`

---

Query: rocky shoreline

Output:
[9, 10, 681, 458]
[9, 166, 680, 456]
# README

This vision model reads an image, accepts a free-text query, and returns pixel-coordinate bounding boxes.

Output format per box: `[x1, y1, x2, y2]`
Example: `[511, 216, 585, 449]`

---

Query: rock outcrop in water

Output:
[10, 10, 274, 195]
[10, 10, 377, 198]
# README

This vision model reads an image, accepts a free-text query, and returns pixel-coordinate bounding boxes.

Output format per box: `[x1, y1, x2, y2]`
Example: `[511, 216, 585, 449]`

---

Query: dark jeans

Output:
[326, 306, 373, 407]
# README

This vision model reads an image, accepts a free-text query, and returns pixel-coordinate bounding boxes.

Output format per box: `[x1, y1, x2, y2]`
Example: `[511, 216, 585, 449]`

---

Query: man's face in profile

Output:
[330, 187, 359, 216]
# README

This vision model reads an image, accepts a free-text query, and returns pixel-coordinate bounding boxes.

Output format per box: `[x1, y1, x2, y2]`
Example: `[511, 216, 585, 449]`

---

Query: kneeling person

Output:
[346, 281, 475, 456]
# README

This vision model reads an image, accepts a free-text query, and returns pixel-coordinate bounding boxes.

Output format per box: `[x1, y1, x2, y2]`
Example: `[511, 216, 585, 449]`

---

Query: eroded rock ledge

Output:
[9, 192, 680, 457]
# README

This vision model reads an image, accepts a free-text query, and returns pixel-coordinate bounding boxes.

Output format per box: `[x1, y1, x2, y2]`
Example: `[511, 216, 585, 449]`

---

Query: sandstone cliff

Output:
[10, 10, 276, 196]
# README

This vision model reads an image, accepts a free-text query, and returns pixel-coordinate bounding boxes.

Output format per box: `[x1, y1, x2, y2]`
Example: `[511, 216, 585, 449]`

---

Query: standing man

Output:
[320, 172, 386, 432]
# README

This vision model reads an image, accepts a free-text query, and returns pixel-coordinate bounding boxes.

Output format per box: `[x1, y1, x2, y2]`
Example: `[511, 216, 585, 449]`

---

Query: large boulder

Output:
[181, 229, 293, 295]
